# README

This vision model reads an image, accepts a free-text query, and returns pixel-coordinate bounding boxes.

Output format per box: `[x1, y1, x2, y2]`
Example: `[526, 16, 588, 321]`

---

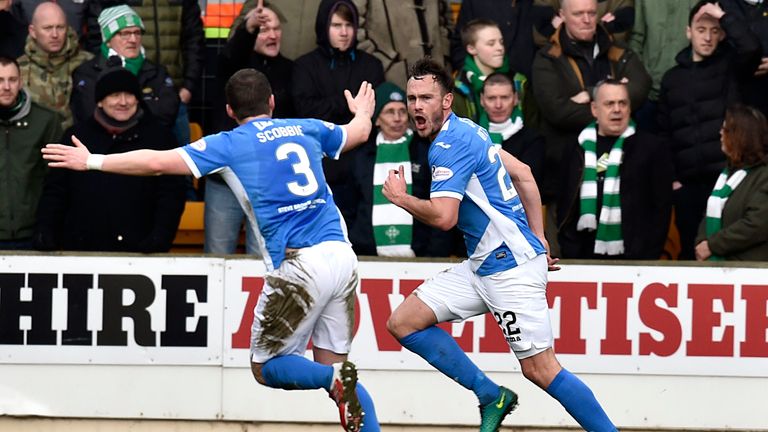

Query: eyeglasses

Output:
[115, 29, 142, 40]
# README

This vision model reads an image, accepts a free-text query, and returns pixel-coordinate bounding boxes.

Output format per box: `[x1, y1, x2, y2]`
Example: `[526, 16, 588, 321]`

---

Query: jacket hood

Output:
[7, 88, 33, 123]
[24, 25, 84, 67]
[314, 0, 359, 51]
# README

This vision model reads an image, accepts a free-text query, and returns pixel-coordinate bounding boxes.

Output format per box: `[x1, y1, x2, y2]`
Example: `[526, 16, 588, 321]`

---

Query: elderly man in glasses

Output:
[70, 4, 179, 131]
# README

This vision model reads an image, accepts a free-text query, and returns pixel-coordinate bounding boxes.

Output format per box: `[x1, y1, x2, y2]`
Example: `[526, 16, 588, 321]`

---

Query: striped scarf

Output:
[100, 43, 145, 76]
[704, 168, 749, 261]
[577, 121, 635, 255]
[479, 106, 524, 144]
[372, 130, 415, 257]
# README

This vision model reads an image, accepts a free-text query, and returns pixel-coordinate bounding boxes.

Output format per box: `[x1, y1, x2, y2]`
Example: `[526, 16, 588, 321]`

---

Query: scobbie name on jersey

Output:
[255, 125, 305, 142]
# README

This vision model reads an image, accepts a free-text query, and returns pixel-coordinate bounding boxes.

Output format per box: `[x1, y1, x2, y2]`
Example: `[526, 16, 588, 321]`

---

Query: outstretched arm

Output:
[382, 165, 461, 231]
[42, 135, 192, 176]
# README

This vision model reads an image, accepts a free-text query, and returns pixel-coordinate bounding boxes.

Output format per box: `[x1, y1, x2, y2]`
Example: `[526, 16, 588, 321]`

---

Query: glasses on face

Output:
[115, 29, 142, 40]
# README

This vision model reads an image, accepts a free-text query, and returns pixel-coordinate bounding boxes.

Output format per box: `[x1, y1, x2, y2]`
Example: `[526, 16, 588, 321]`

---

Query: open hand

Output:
[42, 135, 91, 171]
[344, 81, 375, 117]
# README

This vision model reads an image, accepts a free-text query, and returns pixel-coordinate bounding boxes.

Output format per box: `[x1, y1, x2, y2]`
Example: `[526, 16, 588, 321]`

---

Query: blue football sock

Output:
[400, 326, 500, 405]
[357, 382, 380, 431]
[261, 355, 333, 390]
[546, 368, 617, 432]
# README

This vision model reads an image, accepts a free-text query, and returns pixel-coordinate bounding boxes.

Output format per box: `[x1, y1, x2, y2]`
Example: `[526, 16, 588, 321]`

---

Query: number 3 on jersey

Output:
[276, 143, 319, 197]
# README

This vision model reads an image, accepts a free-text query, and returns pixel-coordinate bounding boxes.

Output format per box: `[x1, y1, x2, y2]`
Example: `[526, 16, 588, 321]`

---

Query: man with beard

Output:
[382, 58, 616, 432]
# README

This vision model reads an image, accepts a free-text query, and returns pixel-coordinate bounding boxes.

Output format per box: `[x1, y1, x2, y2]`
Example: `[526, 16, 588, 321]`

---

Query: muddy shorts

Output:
[250, 241, 358, 363]
[415, 254, 553, 359]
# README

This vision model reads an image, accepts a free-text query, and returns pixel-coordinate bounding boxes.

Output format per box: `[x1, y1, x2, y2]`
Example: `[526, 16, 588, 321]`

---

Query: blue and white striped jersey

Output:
[430, 113, 545, 275]
[178, 118, 349, 270]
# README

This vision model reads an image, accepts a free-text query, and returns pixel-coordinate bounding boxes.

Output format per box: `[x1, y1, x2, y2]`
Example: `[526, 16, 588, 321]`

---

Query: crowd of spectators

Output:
[1, 0, 767, 262]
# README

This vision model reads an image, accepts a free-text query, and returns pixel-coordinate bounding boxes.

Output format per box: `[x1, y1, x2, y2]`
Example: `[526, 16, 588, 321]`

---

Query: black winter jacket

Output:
[556, 130, 674, 259]
[70, 55, 180, 129]
[292, 0, 385, 223]
[214, 21, 295, 132]
[35, 112, 186, 252]
[657, 14, 762, 183]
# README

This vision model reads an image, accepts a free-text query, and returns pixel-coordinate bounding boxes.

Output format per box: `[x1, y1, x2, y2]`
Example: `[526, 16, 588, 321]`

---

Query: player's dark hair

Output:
[482, 72, 516, 94]
[689, 0, 716, 25]
[225, 68, 272, 120]
[408, 57, 454, 95]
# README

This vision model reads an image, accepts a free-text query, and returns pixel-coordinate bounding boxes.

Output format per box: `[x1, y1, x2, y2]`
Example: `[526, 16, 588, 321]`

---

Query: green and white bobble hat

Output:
[98, 5, 145, 42]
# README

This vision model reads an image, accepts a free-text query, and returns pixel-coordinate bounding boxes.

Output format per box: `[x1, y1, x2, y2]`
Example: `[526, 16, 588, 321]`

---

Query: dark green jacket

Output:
[696, 163, 768, 261]
[0, 91, 62, 241]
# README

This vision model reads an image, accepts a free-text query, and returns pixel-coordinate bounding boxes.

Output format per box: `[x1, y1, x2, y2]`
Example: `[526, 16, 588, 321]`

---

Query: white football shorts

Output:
[250, 241, 358, 363]
[415, 254, 553, 359]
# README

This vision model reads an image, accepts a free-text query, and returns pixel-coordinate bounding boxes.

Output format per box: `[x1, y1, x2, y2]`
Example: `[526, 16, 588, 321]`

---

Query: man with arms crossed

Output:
[382, 58, 616, 432]
[43, 69, 379, 432]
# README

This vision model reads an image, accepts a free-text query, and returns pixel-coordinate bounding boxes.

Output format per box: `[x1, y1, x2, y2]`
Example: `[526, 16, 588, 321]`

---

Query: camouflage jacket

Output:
[17, 26, 93, 131]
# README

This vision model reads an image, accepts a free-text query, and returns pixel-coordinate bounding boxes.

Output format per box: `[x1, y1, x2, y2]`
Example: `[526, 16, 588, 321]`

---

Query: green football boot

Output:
[479, 386, 518, 431]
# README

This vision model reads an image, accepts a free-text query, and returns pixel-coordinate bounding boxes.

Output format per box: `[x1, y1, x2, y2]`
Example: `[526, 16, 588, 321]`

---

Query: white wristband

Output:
[86, 154, 105, 171]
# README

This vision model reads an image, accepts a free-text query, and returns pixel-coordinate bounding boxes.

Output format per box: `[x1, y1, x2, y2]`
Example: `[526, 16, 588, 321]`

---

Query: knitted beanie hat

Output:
[373, 81, 406, 121]
[98, 5, 145, 43]
[95, 61, 142, 102]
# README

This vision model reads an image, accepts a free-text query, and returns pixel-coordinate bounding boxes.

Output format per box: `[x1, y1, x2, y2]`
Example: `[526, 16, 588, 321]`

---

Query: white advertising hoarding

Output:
[1, 255, 766, 377]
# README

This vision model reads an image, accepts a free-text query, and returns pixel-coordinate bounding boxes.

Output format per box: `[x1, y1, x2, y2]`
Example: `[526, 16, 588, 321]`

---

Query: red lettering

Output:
[686, 284, 734, 356]
[360, 279, 400, 351]
[548, 282, 596, 354]
[231, 277, 264, 349]
[741, 284, 768, 357]
[601, 282, 632, 355]
[638, 282, 680, 356]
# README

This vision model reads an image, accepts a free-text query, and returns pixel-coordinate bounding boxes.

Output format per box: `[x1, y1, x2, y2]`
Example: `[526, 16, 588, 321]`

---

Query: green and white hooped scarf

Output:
[577, 120, 635, 255]
[101, 43, 145, 76]
[479, 105, 524, 144]
[704, 168, 749, 261]
[372, 130, 415, 257]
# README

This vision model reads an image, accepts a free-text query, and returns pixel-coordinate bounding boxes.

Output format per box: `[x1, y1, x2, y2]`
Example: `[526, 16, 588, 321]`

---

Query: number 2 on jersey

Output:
[275, 143, 319, 197]
[489, 146, 516, 201]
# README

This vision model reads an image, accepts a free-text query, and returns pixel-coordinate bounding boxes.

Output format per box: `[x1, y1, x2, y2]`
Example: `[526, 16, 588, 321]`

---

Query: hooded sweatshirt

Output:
[291, 0, 385, 225]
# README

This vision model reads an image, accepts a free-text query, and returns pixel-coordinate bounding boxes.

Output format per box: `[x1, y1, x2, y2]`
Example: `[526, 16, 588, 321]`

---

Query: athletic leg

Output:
[483, 256, 616, 432]
[310, 242, 379, 431]
[520, 349, 616, 432]
[387, 263, 501, 406]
